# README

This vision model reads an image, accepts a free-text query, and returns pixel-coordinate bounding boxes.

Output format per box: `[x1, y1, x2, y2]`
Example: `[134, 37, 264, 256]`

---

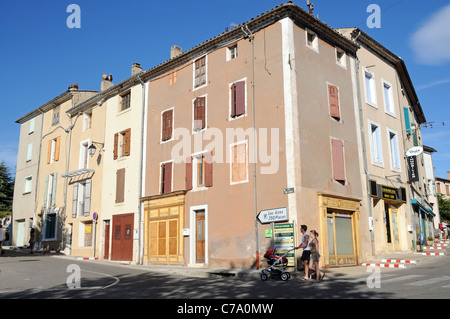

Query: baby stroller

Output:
[260, 248, 293, 281]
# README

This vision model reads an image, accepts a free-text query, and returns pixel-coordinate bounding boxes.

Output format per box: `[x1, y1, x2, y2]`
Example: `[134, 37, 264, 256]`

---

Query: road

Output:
[1, 249, 450, 302]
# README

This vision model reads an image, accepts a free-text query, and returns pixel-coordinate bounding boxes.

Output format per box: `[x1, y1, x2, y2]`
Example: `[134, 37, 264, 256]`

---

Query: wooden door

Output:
[196, 211, 205, 263]
[111, 214, 134, 261]
[104, 220, 110, 260]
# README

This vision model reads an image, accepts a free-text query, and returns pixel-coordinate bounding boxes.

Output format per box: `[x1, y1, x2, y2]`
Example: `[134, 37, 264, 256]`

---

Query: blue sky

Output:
[1, 0, 450, 178]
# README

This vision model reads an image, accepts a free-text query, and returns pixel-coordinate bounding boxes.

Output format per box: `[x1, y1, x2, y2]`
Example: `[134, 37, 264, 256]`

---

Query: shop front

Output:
[318, 194, 360, 267]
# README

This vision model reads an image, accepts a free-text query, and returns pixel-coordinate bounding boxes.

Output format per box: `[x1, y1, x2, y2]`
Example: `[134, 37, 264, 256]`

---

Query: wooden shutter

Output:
[72, 183, 78, 217]
[164, 162, 172, 193]
[54, 136, 61, 162]
[162, 110, 173, 141]
[47, 140, 52, 164]
[235, 81, 245, 117]
[114, 133, 118, 160]
[124, 129, 131, 156]
[231, 84, 236, 117]
[84, 179, 91, 216]
[332, 139, 345, 182]
[185, 157, 193, 190]
[116, 168, 125, 203]
[194, 97, 205, 131]
[328, 85, 340, 119]
[205, 151, 213, 187]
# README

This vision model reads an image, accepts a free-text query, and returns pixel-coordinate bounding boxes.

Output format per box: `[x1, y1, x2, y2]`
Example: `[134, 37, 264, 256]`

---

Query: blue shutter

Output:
[404, 107, 411, 135]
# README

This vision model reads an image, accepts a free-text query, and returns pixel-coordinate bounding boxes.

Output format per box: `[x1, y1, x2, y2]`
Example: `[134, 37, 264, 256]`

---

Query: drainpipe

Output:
[137, 74, 146, 265]
[242, 24, 259, 269]
[33, 108, 45, 249]
[353, 34, 376, 256]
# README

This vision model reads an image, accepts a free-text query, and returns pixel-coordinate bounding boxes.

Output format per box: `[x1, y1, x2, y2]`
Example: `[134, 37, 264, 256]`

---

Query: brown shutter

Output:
[185, 157, 193, 190]
[167, 110, 173, 140]
[124, 129, 131, 156]
[54, 136, 61, 162]
[329, 84, 340, 119]
[231, 83, 236, 117]
[47, 139, 52, 164]
[205, 151, 213, 187]
[332, 139, 345, 182]
[115, 168, 125, 203]
[194, 97, 205, 131]
[164, 162, 172, 193]
[114, 133, 118, 160]
[235, 81, 246, 116]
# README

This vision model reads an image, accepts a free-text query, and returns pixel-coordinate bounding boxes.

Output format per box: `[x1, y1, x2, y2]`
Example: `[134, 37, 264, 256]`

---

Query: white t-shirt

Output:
[302, 232, 310, 251]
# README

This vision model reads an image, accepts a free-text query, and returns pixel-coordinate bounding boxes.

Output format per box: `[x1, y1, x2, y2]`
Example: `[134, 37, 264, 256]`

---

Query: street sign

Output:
[274, 223, 295, 266]
[257, 207, 288, 224]
[406, 146, 423, 157]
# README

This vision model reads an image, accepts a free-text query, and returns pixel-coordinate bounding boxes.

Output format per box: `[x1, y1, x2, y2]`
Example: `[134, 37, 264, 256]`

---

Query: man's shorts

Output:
[300, 250, 311, 261]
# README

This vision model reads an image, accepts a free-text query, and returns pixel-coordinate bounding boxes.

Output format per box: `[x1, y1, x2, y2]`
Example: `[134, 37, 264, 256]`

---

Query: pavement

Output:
[2, 243, 449, 281]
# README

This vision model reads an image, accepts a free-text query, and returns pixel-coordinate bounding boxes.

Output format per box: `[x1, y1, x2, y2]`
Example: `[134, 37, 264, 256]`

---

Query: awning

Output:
[61, 168, 95, 178]
[411, 199, 435, 217]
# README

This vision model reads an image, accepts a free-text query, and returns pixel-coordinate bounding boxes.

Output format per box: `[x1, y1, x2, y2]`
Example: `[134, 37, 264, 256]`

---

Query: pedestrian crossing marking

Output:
[380, 275, 425, 284]
[405, 276, 450, 286]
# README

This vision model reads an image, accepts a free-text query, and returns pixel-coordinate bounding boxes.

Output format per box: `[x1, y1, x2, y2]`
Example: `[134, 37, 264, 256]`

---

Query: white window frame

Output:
[226, 43, 238, 61]
[305, 28, 319, 53]
[191, 151, 208, 191]
[189, 204, 208, 266]
[387, 128, 401, 172]
[193, 55, 208, 91]
[83, 111, 92, 131]
[159, 159, 174, 194]
[26, 143, 33, 162]
[363, 68, 377, 108]
[229, 140, 249, 185]
[368, 120, 384, 166]
[24, 176, 32, 194]
[335, 47, 347, 69]
[29, 118, 35, 134]
[382, 79, 396, 117]
[42, 208, 58, 241]
[50, 138, 56, 163]
[79, 139, 90, 169]
[192, 95, 207, 134]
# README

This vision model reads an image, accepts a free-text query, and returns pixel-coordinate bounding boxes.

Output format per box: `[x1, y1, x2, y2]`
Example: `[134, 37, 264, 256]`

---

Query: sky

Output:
[1, 0, 449, 178]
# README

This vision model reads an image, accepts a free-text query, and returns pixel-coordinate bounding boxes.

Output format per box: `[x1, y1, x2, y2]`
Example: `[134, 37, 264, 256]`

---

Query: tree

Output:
[0, 161, 14, 213]
[438, 194, 450, 222]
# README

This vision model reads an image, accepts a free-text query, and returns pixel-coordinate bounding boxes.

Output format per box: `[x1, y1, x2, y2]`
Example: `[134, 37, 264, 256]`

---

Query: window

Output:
[161, 162, 173, 194]
[306, 29, 318, 52]
[161, 109, 173, 142]
[230, 142, 248, 184]
[79, 141, 89, 169]
[114, 129, 131, 159]
[369, 122, 383, 165]
[194, 56, 206, 88]
[331, 139, 345, 183]
[52, 107, 60, 126]
[186, 152, 213, 190]
[47, 136, 60, 164]
[328, 84, 340, 120]
[72, 179, 92, 217]
[44, 173, 57, 208]
[230, 80, 246, 118]
[29, 118, 35, 134]
[227, 44, 238, 60]
[80, 221, 93, 247]
[26, 143, 33, 162]
[193, 97, 206, 132]
[116, 168, 125, 203]
[43, 210, 57, 241]
[120, 91, 131, 112]
[364, 69, 377, 106]
[388, 130, 401, 171]
[24, 176, 32, 194]
[383, 80, 395, 116]
[83, 112, 92, 131]
[336, 47, 346, 68]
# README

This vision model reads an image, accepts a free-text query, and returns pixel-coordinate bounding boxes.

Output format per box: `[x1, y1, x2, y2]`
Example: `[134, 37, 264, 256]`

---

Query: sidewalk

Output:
[3, 245, 446, 281]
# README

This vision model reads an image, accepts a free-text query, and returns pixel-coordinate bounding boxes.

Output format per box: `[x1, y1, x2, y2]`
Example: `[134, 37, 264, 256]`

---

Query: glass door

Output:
[327, 210, 356, 266]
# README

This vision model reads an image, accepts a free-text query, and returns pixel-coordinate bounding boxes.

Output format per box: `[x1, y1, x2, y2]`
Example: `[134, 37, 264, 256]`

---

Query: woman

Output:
[29, 228, 35, 254]
[309, 230, 325, 282]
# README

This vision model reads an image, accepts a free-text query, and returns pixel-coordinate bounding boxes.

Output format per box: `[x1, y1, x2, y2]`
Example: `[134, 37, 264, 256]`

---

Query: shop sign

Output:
[408, 156, 419, 182]
[273, 223, 295, 266]
[381, 185, 398, 201]
[406, 146, 423, 157]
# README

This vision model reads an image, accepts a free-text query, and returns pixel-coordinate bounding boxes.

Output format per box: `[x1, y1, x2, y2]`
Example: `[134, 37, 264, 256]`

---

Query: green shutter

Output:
[404, 107, 411, 135]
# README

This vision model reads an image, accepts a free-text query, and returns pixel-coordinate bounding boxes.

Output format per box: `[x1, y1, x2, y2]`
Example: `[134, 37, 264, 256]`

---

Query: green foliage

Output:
[438, 194, 450, 222]
[0, 161, 14, 213]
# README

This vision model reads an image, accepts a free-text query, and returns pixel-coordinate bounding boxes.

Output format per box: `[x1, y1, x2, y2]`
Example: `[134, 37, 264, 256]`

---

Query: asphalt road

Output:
[1, 249, 450, 302]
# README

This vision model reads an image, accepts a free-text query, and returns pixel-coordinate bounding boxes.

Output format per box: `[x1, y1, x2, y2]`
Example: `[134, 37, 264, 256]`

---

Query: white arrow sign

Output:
[257, 207, 288, 224]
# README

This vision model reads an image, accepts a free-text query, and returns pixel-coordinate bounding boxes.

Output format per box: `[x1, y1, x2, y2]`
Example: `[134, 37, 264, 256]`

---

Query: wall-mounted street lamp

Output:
[88, 141, 104, 157]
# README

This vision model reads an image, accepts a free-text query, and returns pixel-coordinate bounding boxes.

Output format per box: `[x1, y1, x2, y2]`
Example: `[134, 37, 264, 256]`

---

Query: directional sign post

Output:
[257, 207, 288, 224]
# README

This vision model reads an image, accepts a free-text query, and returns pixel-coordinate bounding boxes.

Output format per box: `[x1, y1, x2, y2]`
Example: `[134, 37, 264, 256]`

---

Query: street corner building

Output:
[11, 2, 440, 270]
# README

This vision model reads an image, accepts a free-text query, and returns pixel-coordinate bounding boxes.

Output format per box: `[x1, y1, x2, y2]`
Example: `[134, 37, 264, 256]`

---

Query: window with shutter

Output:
[161, 162, 172, 194]
[231, 142, 248, 184]
[331, 139, 345, 183]
[230, 80, 246, 118]
[193, 97, 206, 131]
[185, 157, 193, 190]
[116, 168, 125, 203]
[328, 84, 340, 120]
[194, 56, 206, 88]
[162, 109, 173, 141]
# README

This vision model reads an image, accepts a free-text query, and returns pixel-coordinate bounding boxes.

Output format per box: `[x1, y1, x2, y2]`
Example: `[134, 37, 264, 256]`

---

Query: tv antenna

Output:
[307, 0, 314, 14]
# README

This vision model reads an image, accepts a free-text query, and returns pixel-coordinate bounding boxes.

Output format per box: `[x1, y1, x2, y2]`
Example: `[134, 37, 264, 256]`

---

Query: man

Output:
[294, 225, 311, 280]
[0, 224, 6, 256]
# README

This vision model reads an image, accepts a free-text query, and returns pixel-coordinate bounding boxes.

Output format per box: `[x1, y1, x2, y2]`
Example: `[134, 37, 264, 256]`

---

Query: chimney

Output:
[447, 171, 450, 180]
[101, 73, 114, 91]
[170, 45, 183, 59]
[131, 62, 142, 76]
[68, 82, 79, 91]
